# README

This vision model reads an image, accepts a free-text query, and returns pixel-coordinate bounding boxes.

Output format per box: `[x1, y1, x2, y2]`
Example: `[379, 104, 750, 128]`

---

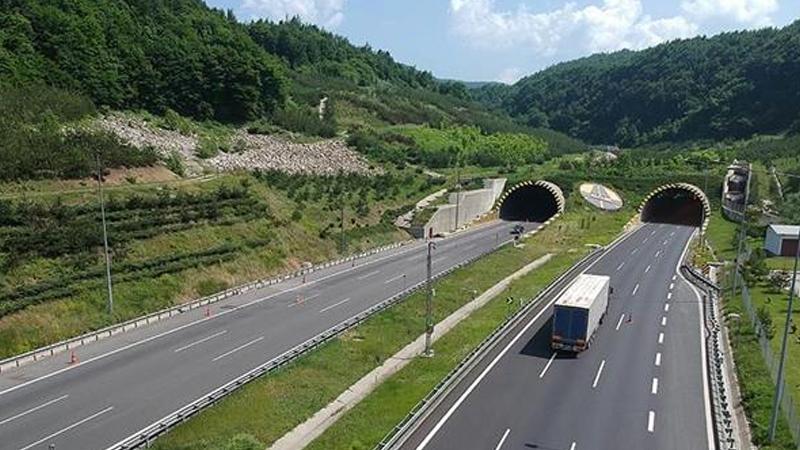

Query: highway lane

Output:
[399, 223, 713, 450]
[0, 219, 532, 450]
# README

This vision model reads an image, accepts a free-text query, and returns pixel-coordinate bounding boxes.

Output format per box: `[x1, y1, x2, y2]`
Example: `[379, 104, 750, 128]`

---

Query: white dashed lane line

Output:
[632, 284, 640, 296]
[615, 313, 625, 331]
[493, 428, 511, 450]
[651, 377, 659, 395]
[645, 264, 651, 273]
[661, 316, 668, 327]
[539, 352, 557, 379]
[616, 262, 625, 271]
[356, 270, 381, 280]
[658, 332, 665, 344]
[655, 352, 662, 366]
[592, 360, 606, 389]
[664, 303, 670, 312]
[0, 395, 69, 426]
[212, 336, 264, 362]
[648, 411, 656, 433]
[319, 298, 351, 314]
[174, 330, 228, 353]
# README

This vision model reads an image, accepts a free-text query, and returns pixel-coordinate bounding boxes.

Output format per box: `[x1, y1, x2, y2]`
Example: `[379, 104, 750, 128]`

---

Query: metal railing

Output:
[375, 233, 619, 450]
[110, 222, 540, 449]
[735, 270, 800, 447]
[0, 240, 412, 374]
[685, 264, 737, 450]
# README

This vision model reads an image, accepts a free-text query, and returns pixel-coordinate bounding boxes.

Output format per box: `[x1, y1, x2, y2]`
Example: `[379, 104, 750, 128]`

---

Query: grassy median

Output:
[152, 195, 631, 449]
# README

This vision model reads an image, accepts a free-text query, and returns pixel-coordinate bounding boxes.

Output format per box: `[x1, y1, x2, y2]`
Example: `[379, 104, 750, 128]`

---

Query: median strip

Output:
[268, 254, 553, 450]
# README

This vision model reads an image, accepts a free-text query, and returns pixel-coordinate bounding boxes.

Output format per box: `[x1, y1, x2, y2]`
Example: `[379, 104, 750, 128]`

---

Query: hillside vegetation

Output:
[477, 21, 800, 146]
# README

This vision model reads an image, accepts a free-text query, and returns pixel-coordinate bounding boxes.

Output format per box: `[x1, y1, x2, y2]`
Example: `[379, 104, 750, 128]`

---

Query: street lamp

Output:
[96, 153, 114, 316]
[424, 240, 436, 357]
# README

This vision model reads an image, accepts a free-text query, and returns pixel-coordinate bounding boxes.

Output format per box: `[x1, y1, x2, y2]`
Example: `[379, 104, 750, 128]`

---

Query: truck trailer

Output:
[551, 274, 610, 353]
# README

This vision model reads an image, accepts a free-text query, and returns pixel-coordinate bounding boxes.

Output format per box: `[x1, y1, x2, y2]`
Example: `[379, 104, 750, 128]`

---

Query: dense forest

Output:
[477, 21, 800, 146]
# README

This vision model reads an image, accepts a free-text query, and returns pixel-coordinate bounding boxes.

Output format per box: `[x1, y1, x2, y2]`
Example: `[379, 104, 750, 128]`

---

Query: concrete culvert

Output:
[498, 182, 561, 222]
[640, 184, 709, 227]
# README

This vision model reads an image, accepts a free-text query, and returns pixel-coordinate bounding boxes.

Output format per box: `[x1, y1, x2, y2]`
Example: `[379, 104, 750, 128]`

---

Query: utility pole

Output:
[424, 240, 435, 357]
[454, 162, 461, 232]
[340, 199, 346, 254]
[768, 225, 800, 441]
[732, 163, 753, 299]
[96, 154, 114, 316]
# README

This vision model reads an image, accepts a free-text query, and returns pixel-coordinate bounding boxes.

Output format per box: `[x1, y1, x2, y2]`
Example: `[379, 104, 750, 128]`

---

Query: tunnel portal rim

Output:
[639, 182, 711, 232]
[495, 180, 566, 220]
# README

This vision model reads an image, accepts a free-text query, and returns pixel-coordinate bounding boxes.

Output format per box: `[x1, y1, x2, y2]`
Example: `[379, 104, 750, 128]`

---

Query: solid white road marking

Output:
[647, 410, 656, 433]
[494, 428, 511, 450]
[539, 353, 557, 379]
[632, 284, 640, 296]
[174, 330, 228, 353]
[212, 336, 264, 362]
[664, 303, 670, 312]
[658, 332, 664, 344]
[661, 316, 668, 326]
[319, 298, 351, 314]
[357, 270, 381, 280]
[616, 262, 625, 271]
[645, 264, 651, 273]
[655, 352, 661, 367]
[413, 224, 649, 450]
[592, 360, 606, 389]
[0, 394, 69, 426]
[384, 274, 405, 284]
[615, 314, 625, 331]
[651, 377, 659, 395]
[19, 406, 113, 450]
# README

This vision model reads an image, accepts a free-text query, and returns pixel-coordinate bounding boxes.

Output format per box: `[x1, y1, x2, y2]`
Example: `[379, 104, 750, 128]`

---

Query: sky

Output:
[205, 0, 800, 84]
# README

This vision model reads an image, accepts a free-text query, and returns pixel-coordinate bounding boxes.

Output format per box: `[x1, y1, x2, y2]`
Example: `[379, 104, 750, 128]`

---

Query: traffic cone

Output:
[205, 306, 211, 317]
[69, 351, 79, 365]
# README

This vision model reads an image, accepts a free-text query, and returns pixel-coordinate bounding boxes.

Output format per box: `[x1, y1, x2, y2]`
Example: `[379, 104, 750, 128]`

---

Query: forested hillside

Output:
[477, 21, 800, 146]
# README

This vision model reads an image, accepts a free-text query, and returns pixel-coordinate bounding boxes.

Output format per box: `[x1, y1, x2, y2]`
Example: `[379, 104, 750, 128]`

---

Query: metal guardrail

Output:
[110, 224, 539, 449]
[682, 264, 736, 450]
[0, 240, 413, 374]
[375, 244, 607, 450]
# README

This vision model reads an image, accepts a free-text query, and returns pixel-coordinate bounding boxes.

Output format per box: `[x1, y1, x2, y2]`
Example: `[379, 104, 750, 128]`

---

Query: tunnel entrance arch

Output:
[497, 180, 565, 223]
[640, 183, 711, 231]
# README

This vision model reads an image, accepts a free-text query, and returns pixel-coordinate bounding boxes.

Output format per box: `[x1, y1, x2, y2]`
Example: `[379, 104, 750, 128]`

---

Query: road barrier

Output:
[0, 240, 413, 374]
[109, 218, 564, 448]
[683, 264, 736, 450]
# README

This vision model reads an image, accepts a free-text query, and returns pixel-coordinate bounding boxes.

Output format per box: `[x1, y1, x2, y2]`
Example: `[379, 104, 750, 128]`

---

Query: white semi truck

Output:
[551, 274, 610, 353]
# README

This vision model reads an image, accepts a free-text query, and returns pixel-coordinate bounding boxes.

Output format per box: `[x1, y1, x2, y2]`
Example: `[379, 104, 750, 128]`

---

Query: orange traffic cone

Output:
[69, 351, 79, 365]
[205, 307, 211, 317]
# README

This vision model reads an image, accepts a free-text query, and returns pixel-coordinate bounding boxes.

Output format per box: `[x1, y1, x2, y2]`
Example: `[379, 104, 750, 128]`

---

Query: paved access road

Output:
[0, 220, 531, 450]
[399, 223, 714, 450]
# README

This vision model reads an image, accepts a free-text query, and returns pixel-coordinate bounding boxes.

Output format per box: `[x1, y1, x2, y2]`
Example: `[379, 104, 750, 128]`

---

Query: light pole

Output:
[96, 154, 114, 316]
[340, 199, 346, 255]
[424, 241, 436, 357]
[768, 225, 800, 441]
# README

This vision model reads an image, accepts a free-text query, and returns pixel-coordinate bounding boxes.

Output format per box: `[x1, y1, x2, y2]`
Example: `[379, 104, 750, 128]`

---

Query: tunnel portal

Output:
[640, 183, 710, 228]
[498, 181, 564, 223]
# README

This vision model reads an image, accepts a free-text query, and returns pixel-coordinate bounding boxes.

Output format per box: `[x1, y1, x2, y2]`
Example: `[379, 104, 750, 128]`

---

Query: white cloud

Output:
[242, 0, 346, 28]
[680, 0, 778, 26]
[496, 67, 524, 84]
[449, 0, 699, 53]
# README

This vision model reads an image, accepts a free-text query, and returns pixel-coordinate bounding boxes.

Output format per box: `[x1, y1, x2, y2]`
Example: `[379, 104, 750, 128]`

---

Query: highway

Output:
[397, 223, 714, 450]
[0, 219, 531, 450]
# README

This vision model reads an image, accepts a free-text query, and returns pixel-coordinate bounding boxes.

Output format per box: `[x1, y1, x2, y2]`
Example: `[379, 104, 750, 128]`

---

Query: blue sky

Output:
[205, 0, 800, 83]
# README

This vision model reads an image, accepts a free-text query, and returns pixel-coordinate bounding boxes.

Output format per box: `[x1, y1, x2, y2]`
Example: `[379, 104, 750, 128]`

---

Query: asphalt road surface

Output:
[398, 223, 714, 450]
[0, 219, 532, 450]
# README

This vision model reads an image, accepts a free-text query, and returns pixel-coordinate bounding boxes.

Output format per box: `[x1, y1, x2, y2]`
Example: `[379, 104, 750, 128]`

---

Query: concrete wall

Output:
[418, 178, 506, 237]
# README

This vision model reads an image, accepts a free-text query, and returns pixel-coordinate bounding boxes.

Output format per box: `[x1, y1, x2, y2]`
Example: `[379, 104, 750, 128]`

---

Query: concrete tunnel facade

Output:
[496, 180, 565, 223]
[639, 183, 711, 231]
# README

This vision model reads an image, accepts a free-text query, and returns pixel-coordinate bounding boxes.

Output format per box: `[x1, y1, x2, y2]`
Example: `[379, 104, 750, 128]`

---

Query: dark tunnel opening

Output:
[499, 185, 559, 222]
[641, 188, 704, 227]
